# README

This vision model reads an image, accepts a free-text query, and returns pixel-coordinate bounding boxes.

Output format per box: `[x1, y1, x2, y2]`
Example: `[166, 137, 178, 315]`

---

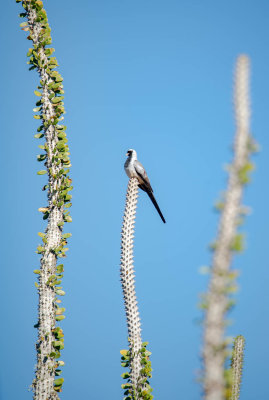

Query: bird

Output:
[124, 149, 166, 223]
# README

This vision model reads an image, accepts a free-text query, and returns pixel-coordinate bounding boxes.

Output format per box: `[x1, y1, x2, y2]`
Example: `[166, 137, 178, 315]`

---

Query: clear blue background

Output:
[1, 1, 268, 399]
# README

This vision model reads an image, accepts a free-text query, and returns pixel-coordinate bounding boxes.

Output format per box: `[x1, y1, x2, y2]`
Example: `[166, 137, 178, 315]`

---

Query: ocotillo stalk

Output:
[120, 177, 142, 390]
[231, 336, 245, 400]
[120, 177, 153, 400]
[17, 1, 72, 398]
[203, 55, 252, 400]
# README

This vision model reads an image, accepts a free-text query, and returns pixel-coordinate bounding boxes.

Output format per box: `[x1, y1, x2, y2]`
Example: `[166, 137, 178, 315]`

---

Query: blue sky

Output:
[1, 1, 269, 399]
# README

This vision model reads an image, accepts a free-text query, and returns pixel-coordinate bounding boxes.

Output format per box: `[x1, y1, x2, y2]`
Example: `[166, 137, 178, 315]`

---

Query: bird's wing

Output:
[134, 160, 166, 223]
[134, 160, 153, 192]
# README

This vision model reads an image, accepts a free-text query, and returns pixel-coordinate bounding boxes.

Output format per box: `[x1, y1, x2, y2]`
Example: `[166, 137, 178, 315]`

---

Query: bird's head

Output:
[126, 149, 137, 159]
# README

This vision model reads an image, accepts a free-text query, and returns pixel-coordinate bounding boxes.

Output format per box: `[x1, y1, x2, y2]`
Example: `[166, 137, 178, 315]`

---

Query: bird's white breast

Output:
[124, 158, 137, 178]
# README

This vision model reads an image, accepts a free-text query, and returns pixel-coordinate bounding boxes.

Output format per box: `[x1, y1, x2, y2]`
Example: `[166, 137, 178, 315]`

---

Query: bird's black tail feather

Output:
[147, 191, 166, 223]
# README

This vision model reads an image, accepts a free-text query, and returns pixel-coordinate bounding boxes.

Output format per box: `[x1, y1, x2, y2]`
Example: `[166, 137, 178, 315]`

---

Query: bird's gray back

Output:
[134, 160, 153, 191]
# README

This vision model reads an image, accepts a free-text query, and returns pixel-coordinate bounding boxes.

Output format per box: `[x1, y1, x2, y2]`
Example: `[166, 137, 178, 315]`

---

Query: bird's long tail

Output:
[147, 191, 166, 223]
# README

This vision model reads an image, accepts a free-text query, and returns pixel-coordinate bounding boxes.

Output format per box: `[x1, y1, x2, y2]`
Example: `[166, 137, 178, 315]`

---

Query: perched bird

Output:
[124, 149, 166, 223]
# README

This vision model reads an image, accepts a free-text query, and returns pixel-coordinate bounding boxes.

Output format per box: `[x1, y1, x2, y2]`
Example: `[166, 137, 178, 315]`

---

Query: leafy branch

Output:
[17, 0, 72, 398]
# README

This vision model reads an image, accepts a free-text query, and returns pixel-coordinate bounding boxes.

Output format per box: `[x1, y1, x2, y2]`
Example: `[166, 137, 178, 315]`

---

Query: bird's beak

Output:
[126, 152, 129, 157]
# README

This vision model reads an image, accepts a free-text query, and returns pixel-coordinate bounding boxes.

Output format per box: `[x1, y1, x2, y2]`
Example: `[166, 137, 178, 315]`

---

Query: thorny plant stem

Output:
[120, 178, 143, 391]
[203, 55, 251, 400]
[18, 1, 72, 398]
[231, 336, 245, 400]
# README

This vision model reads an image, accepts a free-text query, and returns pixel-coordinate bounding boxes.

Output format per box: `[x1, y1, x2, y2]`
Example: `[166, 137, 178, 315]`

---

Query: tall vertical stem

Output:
[18, 1, 72, 398]
[120, 177, 142, 389]
[231, 336, 245, 400]
[203, 55, 251, 400]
